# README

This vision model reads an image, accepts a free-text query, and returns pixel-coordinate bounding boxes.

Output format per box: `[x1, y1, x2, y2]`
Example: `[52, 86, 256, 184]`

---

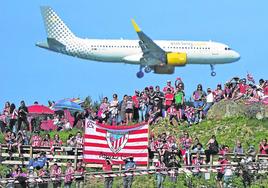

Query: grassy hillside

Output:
[152, 117, 268, 150]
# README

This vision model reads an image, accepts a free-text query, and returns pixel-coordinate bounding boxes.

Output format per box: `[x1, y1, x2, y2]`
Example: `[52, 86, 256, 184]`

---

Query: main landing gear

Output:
[210, 64, 216, 77]
[136, 65, 152, 78]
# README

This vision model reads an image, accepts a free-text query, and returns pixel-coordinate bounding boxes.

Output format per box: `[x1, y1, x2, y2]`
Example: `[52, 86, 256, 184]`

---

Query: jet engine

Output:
[166, 52, 187, 66]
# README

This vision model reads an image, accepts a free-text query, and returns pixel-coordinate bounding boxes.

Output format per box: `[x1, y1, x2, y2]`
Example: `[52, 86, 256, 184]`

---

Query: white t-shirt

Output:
[206, 93, 214, 103]
[224, 168, 233, 176]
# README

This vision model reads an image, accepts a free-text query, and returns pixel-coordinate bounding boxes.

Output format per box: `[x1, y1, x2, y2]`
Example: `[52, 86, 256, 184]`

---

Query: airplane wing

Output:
[131, 19, 166, 66]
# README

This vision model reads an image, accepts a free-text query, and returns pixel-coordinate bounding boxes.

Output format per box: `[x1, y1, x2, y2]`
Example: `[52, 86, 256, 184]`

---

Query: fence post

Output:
[0, 144, 2, 163]
[30, 146, 33, 158]
[119, 164, 122, 172]
[74, 147, 78, 169]
[210, 155, 213, 169]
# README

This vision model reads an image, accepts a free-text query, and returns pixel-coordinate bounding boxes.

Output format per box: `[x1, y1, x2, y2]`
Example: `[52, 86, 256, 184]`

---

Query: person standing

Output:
[163, 80, 175, 94]
[50, 163, 62, 188]
[102, 159, 113, 188]
[119, 95, 128, 124]
[155, 156, 167, 188]
[123, 156, 136, 188]
[17, 100, 29, 131]
[138, 92, 148, 122]
[75, 161, 86, 188]
[64, 161, 74, 188]
[125, 96, 134, 124]
[174, 85, 185, 120]
[132, 90, 140, 122]
[9, 103, 18, 133]
[109, 94, 119, 125]
[192, 84, 206, 122]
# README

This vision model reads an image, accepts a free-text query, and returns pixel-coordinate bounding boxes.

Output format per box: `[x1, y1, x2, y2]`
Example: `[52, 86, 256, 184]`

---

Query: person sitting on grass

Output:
[205, 135, 219, 164]
[167, 104, 179, 126]
[184, 105, 195, 126]
[66, 134, 77, 155]
[30, 130, 42, 147]
[219, 145, 230, 156]
[28, 152, 48, 169]
[179, 131, 192, 165]
[16, 131, 25, 157]
[148, 98, 162, 125]
[51, 134, 63, 154]
[214, 84, 224, 102]
[76, 131, 83, 148]
[203, 88, 214, 116]
[233, 140, 244, 155]
[232, 78, 248, 101]
[41, 134, 52, 147]
[5, 131, 18, 157]
[259, 138, 268, 155]
[192, 143, 205, 155]
[13, 166, 27, 187]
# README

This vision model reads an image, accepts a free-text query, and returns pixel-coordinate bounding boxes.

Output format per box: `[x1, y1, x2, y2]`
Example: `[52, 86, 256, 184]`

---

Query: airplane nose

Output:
[232, 51, 240, 61]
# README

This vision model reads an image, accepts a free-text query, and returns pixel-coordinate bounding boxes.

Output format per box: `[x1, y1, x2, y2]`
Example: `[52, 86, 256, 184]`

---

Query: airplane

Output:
[36, 6, 240, 78]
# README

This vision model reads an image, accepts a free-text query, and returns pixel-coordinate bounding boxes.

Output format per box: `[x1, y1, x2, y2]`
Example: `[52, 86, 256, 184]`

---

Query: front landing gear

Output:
[210, 64, 216, 77]
[136, 71, 144, 78]
[136, 65, 144, 78]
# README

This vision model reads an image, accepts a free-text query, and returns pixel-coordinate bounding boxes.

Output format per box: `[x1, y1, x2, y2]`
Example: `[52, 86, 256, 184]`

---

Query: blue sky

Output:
[1, 0, 267, 107]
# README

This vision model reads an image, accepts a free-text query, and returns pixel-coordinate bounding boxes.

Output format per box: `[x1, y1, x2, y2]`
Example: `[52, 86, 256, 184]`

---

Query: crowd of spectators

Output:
[3, 129, 83, 158]
[0, 75, 267, 131]
[0, 75, 267, 187]
[94, 76, 268, 126]
[148, 130, 268, 187]
[5, 160, 85, 188]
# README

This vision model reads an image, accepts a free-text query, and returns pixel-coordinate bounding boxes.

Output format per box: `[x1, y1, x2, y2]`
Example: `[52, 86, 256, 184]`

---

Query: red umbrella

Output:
[28, 105, 54, 115]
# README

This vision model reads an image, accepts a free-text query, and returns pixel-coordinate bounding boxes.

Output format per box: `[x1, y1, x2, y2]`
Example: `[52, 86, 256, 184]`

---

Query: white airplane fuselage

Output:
[38, 37, 240, 65]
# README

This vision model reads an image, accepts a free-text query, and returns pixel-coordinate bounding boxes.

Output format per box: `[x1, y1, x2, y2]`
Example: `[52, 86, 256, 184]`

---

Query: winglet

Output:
[131, 19, 141, 32]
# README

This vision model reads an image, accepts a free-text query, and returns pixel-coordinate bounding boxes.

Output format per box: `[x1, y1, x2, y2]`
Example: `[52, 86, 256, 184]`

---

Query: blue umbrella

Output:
[53, 99, 83, 111]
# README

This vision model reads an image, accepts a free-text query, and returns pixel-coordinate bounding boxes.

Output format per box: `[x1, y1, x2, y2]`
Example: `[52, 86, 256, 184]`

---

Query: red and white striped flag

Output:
[83, 119, 149, 165]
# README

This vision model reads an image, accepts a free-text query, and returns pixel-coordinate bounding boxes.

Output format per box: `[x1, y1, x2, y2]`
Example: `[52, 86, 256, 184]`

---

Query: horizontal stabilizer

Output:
[36, 38, 66, 51]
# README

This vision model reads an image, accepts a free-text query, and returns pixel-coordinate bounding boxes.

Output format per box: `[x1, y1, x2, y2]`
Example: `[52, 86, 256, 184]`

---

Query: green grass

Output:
[152, 117, 268, 150]
[39, 128, 82, 142]
[0, 128, 82, 144]
[83, 173, 268, 188]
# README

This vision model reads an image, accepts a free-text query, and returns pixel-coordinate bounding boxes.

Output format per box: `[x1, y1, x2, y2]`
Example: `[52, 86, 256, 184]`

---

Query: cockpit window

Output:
[225, 47, 231, 50]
